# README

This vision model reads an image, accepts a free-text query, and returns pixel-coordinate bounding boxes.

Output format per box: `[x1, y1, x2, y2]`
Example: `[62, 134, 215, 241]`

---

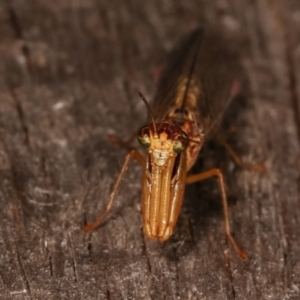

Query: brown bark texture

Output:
[0, 0, 299, 299]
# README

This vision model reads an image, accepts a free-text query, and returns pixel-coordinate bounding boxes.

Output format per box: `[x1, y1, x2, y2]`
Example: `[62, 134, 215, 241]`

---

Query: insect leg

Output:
[107, 131, 137, 148]
[217, 135, 265, 172]
[83, 149, 145, 232]
[186, 168, 248, 260]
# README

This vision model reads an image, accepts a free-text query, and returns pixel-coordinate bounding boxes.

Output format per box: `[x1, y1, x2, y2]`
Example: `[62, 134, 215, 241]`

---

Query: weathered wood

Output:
[0, 0, 299, 299]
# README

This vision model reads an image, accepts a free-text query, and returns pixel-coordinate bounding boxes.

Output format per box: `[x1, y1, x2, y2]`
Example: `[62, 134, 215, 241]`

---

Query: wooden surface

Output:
[0, 0, 300, 299]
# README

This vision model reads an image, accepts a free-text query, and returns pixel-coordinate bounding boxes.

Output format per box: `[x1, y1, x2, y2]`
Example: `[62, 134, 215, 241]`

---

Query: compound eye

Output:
[173, 133, 189, 153]
[137, 126, 151, 148]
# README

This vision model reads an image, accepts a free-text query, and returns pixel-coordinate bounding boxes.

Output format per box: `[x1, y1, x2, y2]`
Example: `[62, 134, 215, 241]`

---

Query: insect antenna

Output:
[138, 92, 158, 137]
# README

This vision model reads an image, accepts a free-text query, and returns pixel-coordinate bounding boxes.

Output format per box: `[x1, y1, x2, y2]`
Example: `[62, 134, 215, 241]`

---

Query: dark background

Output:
[0, 0, 299, 299]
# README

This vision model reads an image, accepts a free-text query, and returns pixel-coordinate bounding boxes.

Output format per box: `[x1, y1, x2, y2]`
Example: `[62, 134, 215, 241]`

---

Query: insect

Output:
[84, 28, 263, 260]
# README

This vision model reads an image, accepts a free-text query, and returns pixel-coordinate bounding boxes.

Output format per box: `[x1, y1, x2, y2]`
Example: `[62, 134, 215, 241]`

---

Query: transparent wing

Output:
[151, 28, 243, 138]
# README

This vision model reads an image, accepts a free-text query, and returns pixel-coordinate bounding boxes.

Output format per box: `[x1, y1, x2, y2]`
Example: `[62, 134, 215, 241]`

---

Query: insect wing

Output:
[152, 28, 242, 138]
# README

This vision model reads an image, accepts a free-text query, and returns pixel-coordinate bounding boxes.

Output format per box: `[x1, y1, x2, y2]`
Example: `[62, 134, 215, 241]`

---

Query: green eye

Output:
[173, 138, 189, 153]
[137, 127, 151, 148]
[137, 135, 151, 148]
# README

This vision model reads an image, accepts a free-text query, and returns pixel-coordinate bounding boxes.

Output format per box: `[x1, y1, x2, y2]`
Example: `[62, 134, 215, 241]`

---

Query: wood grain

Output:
[0, 0, 299, 299]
